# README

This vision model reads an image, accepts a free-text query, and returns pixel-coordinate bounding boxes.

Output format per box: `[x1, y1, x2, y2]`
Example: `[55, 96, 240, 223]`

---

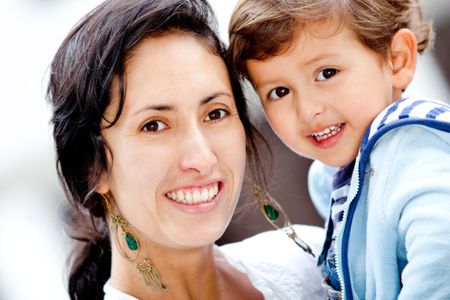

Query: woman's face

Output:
[99, 33, 246, 250]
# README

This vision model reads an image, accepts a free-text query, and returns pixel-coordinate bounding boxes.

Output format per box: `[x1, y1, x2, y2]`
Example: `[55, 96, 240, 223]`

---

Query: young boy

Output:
[228, 0, 450, 299]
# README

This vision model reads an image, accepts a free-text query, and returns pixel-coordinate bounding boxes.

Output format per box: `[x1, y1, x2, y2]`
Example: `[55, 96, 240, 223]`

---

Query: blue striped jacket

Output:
[309, 98, 450, 299]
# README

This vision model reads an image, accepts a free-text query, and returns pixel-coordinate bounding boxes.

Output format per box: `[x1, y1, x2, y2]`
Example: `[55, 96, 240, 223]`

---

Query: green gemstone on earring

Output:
[125, 233, 138, 251]
[263, 204, 279, 221]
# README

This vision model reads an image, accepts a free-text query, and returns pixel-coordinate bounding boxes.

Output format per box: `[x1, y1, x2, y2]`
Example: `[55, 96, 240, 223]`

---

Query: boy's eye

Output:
[316, 68, 337, 81]
[205, 109, 229, 121]
[268, 87, 290, 100]
[143, 120, 168, 132]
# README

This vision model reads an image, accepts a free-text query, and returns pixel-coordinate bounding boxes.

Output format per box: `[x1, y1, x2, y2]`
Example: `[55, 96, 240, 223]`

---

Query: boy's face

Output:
[246, 20, 395, 167]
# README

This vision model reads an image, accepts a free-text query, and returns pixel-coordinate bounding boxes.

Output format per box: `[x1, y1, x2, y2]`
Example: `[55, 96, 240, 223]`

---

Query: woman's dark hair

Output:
[47, 0, 267, 299]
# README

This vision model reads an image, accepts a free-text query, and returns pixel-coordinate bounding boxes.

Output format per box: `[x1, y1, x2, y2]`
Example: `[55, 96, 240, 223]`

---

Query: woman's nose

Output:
[178, 127, 218, 175]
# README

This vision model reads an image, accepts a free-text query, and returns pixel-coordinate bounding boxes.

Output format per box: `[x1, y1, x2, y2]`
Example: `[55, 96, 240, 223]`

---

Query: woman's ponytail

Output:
[65, 207, 111, 300]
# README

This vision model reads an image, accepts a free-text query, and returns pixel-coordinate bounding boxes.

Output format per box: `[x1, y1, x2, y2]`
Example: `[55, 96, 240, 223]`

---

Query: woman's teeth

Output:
[166, 183, 219, 204]
[311, 124, 343, 141]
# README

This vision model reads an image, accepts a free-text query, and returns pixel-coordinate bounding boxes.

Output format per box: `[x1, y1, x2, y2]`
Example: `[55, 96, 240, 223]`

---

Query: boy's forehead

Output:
[244, 19, 367, 77]
[296, 17, 346, 40]
[251, 17, 352, 64]
[282, 18, 351, 53]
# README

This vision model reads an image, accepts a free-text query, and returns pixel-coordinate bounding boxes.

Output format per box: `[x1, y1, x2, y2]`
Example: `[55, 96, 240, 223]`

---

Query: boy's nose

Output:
[178, 127, 218, 175]
[295, 94, 324, 123]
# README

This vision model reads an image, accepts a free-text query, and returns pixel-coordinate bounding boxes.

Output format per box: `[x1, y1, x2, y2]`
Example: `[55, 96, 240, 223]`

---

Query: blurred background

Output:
[0, 0, 448, 299]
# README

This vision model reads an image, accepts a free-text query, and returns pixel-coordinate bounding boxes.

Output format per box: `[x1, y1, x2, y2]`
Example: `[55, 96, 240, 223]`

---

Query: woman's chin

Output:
[170, 226, 228, 249]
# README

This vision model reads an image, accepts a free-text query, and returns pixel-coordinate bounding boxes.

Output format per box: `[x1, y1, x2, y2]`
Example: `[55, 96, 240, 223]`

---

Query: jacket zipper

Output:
[334, 157, 363, 300]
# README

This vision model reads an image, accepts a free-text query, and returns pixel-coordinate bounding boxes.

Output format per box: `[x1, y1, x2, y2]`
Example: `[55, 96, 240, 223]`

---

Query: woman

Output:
[48, 0, 324, 299]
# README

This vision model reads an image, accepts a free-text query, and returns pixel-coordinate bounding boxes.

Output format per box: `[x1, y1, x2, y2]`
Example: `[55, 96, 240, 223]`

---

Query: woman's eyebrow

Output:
[132, 92, 232, 116]
[200, 91, 232, 105]
[132, 104, 175, 116]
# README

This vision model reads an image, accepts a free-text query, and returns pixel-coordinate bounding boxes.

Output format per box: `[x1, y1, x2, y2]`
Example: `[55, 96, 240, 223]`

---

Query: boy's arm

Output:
[379, 126, 450, 299]
[307, 160, 337, 220]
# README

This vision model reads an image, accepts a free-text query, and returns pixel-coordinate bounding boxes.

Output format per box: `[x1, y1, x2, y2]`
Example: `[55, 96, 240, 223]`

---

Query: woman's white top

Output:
[104, 224, 325, 300]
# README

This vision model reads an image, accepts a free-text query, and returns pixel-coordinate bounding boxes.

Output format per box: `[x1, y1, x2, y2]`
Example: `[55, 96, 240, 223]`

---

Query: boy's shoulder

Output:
[355, 98, 450, 192]
[350, 97, 450, 198]
[361, 97, 450, 152]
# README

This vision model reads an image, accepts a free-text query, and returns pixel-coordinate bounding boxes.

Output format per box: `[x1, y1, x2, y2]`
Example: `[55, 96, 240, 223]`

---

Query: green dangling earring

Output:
[125, 232, 138, 251]
[247, 178, 316, 257]
[102, 193, 169, 292]
[262, 202, 279, 221]
[103, 196, 139, 261]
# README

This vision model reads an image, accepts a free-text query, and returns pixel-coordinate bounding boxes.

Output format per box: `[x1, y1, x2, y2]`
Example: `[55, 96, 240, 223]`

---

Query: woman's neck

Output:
[110, 244, 218, 300]
[109, 244, 262, 300]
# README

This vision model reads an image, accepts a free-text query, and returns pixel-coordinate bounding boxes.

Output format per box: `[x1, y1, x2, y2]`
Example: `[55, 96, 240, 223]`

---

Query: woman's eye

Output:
[205, 109, 228, 121]
[143, 120, 167, 132]
[268, 87, 290, 100]
[316, 68, 338, 81]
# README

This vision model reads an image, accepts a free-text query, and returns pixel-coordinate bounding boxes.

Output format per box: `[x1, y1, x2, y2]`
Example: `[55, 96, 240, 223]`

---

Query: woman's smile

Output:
[166, 181, 224, 214]
[166, 181, 221, 204]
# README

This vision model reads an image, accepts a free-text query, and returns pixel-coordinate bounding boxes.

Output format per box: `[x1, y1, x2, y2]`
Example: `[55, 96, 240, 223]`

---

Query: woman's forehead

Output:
[104, 33, 232, 122]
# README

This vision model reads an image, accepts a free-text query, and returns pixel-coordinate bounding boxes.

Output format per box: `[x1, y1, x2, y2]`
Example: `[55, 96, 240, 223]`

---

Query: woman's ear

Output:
[389, 28, 417, 90]
[96, 171, 110, 195]
[96, 139, 111, 195]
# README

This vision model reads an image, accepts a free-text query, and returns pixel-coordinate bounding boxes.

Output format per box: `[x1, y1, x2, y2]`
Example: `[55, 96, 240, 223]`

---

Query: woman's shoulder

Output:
[220, 224, 324, 256]
[219, 225, 325, 300]
[103, 280, 138, 300]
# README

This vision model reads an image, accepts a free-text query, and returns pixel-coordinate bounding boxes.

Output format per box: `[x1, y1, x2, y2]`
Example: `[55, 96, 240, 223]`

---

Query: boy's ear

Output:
[388, 28, 417, 90]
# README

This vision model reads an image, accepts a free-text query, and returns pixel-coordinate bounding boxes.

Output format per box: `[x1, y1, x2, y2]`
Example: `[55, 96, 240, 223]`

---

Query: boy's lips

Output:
[309, 123, 344, 142]
[307, 123, 346, 150]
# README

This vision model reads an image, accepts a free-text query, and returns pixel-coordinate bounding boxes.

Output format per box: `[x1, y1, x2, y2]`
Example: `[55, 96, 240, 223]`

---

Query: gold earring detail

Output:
[102, 193, 169, 292]
[136, 258, 168, 291]
[246, 178, 315, 257]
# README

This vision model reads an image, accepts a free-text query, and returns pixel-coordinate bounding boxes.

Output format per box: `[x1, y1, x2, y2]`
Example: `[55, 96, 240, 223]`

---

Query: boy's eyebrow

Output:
[253, 79, 280, 90]
[302, 52, 340, 67]
[252, 52, 341, 90]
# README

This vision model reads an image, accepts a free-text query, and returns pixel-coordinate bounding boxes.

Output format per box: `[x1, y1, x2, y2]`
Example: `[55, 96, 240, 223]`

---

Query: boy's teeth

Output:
[193, 190, 201, 202]
[311, 124, 343, 141]
[166, 183, 219, 204]
[201, 189, 209, 201]
[186, 191, 193, 203]
[208, 187, 215, 198]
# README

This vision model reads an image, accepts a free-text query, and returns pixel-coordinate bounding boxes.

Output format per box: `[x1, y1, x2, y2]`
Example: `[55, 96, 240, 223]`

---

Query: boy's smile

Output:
[246, 19, 395, 167]
[309, 123, 344, 142]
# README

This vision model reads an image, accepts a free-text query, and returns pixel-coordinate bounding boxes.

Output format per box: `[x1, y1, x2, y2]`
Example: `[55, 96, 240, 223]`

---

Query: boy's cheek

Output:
[266, 114, 298, 147]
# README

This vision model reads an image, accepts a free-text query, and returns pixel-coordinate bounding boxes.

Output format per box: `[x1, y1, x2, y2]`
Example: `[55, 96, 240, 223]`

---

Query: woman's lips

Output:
[165, 181, 221, 205]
